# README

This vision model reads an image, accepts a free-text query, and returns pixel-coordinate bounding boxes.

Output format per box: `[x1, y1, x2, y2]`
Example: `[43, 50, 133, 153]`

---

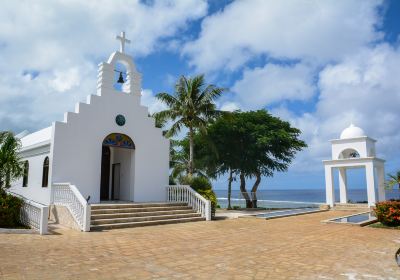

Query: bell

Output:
[117, 72, 125, 83]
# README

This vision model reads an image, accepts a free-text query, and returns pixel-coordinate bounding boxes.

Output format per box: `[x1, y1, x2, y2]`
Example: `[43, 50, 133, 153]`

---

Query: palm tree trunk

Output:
[188, 127, 194, 176]
[227, 169, 233, 209]
[250, 171, 261, 209]
[240, 172, 252, 208]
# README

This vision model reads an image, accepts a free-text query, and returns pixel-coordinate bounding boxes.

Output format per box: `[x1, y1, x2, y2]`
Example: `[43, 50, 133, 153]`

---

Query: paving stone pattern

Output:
[1, 210, 399, 279]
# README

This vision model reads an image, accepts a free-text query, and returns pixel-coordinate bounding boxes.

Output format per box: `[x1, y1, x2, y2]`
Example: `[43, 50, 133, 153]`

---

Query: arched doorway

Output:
[100, 133, 135, 201]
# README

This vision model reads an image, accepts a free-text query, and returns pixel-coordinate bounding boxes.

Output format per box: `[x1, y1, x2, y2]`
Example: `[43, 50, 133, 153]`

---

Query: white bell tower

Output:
[323, 124, 385, 207]
[96, 31, 142, 103]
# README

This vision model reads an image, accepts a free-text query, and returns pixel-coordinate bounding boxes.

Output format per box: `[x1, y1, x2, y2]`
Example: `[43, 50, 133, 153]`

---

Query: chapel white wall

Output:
[51, 91, 169, 203]
[9, 148, 52, 205]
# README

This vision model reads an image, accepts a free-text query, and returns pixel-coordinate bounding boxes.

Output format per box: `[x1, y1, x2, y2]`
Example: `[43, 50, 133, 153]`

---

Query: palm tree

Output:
[154, 75, 225, 176]
[169, 139, 189, 182]
[385, 170, 400, 194]
[0, 131, 23, 189]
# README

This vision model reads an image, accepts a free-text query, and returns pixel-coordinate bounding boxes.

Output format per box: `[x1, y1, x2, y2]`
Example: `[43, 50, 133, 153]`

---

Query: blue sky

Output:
[0, 0, 400, 192]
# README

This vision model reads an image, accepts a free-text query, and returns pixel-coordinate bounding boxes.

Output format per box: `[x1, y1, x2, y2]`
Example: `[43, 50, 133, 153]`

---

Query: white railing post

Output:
[205, 200, 211, 221]
[83, 204, 91, 232]
[39, 206, 49, 235]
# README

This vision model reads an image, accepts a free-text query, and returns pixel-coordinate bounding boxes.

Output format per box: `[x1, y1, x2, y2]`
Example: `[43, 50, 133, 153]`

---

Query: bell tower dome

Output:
[323, 123, 385, 208]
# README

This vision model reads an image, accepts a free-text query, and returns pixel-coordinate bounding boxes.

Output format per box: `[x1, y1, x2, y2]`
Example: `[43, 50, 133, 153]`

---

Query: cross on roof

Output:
[116, 31, 131, 53]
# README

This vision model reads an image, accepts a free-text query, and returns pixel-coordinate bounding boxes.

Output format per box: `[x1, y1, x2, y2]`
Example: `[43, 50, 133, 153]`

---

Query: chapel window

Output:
[42, 157, 49, 187]
[22, 160, 29, 187]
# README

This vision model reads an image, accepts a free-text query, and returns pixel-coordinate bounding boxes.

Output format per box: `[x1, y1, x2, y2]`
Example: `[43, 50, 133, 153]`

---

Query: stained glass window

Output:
[103, 133, 135, 149]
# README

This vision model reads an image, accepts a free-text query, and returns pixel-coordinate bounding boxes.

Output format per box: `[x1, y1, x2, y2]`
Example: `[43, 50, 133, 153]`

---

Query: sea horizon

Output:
[214, 188, 400, 209]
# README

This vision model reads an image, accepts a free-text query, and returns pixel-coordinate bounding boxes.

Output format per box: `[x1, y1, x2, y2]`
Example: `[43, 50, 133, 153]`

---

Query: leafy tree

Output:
[385, 170, 400, 195]
[154, 75, 225, 176]
[195, 110, 307, 208]
[191, 115, 239, 209]
[0, 132, 23, 190]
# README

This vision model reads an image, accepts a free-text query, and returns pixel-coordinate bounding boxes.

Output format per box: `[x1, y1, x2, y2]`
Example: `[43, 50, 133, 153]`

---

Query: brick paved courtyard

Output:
[1, 210, 399, 279]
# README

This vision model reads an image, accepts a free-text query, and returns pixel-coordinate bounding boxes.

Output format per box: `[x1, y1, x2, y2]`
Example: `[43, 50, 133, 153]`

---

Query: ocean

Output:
[214, 188, 400, 209]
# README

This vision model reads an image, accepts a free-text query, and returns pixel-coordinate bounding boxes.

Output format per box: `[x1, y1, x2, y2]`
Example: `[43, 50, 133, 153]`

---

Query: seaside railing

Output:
[51, 183, 91, 231]
[7, 191, 48, 235]
[166, 185, 211, 221]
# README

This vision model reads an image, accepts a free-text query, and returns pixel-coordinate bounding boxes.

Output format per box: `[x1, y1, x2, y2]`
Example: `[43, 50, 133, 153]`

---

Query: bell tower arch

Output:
[96, 31, 142, 102]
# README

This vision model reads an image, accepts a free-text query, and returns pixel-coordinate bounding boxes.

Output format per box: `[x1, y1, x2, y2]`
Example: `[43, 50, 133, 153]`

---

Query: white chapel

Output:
[323, 124, 386, 207]
[10, 32, 171, 206]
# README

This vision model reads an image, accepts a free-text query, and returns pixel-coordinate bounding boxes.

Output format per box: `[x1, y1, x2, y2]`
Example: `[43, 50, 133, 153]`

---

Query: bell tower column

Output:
[365, 162, 377, 207]
[338, 168, 347, 203]
[325, 165, 335, 207]
[377, 165, 386, 202]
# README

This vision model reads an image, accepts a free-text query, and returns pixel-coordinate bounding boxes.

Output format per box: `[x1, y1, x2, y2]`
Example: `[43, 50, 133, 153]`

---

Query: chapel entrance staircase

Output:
[90, 202, 205, 230]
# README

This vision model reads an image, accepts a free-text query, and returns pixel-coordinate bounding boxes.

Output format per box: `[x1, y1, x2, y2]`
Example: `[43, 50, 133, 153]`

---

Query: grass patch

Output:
[369, 222, 400, 230]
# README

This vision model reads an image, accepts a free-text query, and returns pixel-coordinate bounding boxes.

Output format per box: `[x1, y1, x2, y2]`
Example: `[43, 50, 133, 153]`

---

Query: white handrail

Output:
[166, 185, 211, 221]
[51, 183, 91, 231]
[6, 191, 48, 235]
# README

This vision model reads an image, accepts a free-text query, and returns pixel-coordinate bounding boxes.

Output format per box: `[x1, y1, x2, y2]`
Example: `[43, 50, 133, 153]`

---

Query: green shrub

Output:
[374, 200, 400, 227]
[169, 175, 176, 185]
[0, 191, 23, 228]
[181, 176, 212, 191]
[181, 176, 217, 219]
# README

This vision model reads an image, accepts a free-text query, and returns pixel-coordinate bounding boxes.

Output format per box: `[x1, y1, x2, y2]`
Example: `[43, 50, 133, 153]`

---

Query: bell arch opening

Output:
[338, 148, 360, 159]
[100, 133, 135, 201]
[113, 62, 130, 94]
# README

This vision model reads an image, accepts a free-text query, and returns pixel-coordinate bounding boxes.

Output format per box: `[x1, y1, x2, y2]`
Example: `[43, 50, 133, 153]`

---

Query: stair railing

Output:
[7, 191, 48, 235]
[51, 183, 91, 231]
[166, 185, 211, 221]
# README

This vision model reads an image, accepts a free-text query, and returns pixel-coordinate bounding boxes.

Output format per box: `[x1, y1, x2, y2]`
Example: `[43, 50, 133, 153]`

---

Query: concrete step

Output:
[91, 206, 192, 215]
[91, 213, 202, 225]
[91, 209, 195, 220]
[91, 217, 206, 230]
[91, 202, 187, 210]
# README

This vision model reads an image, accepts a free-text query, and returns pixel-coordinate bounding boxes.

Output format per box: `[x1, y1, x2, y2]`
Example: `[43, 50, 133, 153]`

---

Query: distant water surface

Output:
[214, 189, 400, 209]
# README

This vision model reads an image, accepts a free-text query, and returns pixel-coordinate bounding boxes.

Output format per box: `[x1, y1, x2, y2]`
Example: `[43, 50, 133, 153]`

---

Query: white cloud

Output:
[49, 68, 81, 93]
[183, 0, 383, 73]
[278, 44, 400, 171]
[232, 63, 316, 108]
[220, 101, 239, 112]
[141, 89, 167, 115]
[0, 0, 208, 132]
[181, 0, 400, 173]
